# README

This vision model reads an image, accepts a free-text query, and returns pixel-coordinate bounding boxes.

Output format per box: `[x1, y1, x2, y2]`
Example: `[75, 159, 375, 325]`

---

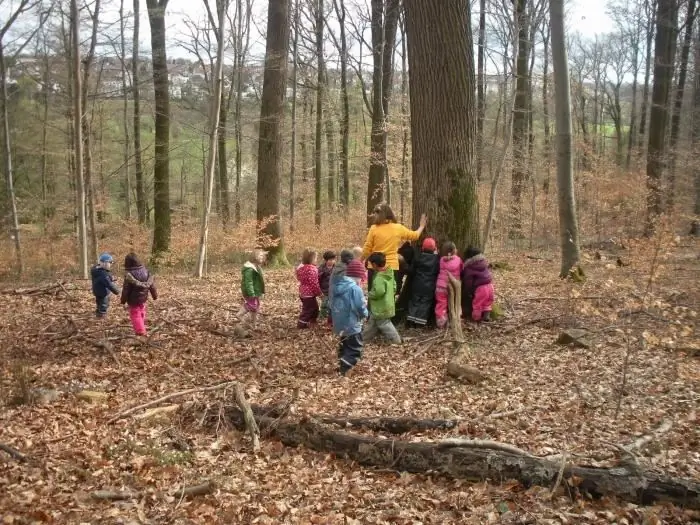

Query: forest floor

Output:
[1, 237, 698, 524]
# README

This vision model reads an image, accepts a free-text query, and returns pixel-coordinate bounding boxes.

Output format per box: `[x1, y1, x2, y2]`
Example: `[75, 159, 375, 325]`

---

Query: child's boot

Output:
[481, 311, 491, 322]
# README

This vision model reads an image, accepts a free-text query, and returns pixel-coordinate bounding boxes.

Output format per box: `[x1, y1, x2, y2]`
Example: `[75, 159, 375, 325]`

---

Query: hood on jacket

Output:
[125, 270, 153, 288]
[333, 275, 357, 296]
[243, 261, 260, 272]
[464, 253, 488, 269]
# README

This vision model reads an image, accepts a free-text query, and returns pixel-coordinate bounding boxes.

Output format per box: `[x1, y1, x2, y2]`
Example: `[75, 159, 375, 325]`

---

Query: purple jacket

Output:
[461, 254, 493, 291]
[436, 255, 463, 290]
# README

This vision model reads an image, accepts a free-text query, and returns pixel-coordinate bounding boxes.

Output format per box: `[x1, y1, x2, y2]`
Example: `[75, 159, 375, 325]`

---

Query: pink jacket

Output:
[296, 264, 322, 298]
[436, 255, 463, 290]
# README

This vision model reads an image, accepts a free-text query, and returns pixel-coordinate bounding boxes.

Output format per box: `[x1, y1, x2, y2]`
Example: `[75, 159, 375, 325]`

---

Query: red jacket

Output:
[296, 264, 322, 298]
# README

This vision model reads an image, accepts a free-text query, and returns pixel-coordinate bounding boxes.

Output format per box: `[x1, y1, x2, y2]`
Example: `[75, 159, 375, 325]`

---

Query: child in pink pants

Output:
[120, 252, 158, 336]
[435, 242, 463, 328]
[462, 246, 495, 322]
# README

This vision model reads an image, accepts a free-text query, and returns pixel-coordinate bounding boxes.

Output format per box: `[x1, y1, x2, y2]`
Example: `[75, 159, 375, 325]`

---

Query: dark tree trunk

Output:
[693, 27, 700, 235]
[645, 0, 678, 235]
[146, 0, 171, 260]
[289, 0, 299, 231]
[256, 0, 289, 264]
[510, 0, 530, 239]
[476, 0, 486, 182]
[332, 0, 350, 210]
[542, 22, 551, 193]
[404, 0, 479, 248]
[218, 87, 231, 226]
[638, 0, 656, 152]
[133, 0, 146, 223]
[667, 0, 696, 210]
[314, 0, 323, 226]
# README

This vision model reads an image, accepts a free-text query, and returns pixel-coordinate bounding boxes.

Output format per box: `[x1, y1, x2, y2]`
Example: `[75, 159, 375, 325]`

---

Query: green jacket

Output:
[368, 267, 395, 319]
[241, 262, 265, 298]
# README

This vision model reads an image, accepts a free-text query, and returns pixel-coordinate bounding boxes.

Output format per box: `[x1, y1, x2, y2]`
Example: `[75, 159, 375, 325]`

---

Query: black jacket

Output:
[120, 265, 158, 306]
[409, 252, 440, 297]
[91, 265, 120, 298]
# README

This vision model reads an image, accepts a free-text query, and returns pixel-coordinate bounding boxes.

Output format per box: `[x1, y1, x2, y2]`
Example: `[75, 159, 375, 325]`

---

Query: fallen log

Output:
[215, 406, 700, 509]
[318, 415, 460, 434]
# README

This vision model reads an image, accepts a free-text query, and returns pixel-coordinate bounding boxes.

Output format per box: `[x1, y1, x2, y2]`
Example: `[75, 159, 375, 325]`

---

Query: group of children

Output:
[90, 252, 158, 336]
[283, 239, 495, 376]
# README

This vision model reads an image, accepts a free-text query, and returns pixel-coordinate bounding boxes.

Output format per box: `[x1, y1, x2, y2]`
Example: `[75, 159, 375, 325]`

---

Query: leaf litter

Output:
[0, 239, 698, 523]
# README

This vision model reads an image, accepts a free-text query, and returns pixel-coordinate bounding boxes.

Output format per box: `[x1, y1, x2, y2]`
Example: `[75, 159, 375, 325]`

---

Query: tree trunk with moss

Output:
[404, 0, 479, 249]
[256, 0, 289, 265]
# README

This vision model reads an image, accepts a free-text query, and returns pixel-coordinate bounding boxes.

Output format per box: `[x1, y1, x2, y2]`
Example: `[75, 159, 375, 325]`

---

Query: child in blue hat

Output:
[91, 253, 120, 318]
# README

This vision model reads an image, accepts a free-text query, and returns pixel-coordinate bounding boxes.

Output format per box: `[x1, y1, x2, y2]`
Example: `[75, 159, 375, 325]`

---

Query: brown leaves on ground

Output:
[1, 238, 698, 524]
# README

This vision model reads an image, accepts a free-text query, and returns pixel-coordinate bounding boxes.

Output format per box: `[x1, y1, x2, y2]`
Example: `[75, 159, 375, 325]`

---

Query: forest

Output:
[0, 0, 699, 522]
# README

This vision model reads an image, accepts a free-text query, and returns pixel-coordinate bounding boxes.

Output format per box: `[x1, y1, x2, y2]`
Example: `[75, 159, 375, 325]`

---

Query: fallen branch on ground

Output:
[1, 281, 70, 296]
[234, 383, 260, 452]
[446, 274, 487, 384]
[91, 480, 214, 501]
[0, 443, 27, 462]
[623, 419, 673, 454]
[209, 405, 700, 509]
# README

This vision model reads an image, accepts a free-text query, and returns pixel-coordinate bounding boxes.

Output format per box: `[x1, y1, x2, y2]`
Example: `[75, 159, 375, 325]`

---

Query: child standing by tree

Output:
[435, 241, 463, 328]
[239, 249, 266, 329]
[331, 259, 368, 376]
[363, 252, 402, 344]
[462, 246, 495, 322]
[91, 253, 120, 318]
[406, 237, 440, 327]
[296, 248, 323, 328]
[120, 252, 158, 336]
[318, 250, 336, 326]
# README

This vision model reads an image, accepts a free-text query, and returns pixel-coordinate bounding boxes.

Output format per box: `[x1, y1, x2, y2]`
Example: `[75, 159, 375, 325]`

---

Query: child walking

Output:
[331, 259, 368, 376]
[363, 252, 402, 344]
[91, 252, 120, 318]
[435, 241, 463, 328]
[406, 237, 440, 327]
[120, 252, 158, 336]
[239, 249, 266, 328]
[296, 248, 323, 328]
[462, 246, 495, 322]
[318, 250, 336, 326]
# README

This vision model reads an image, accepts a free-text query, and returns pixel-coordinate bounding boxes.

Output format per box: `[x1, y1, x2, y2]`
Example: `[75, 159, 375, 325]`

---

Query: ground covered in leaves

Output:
[1, 238, 698, 524]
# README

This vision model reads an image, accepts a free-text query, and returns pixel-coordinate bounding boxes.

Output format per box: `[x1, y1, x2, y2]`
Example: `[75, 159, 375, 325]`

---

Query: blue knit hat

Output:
[99, 252, 113, 263]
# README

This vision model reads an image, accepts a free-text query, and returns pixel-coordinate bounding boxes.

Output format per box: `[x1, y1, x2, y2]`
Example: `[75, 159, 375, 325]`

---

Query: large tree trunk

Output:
[146, 0, 171, 260]
[133, 0, 146, 224]
[667, 0, 696, 211]
[405, 0, 479, 248]
[324, 88, 337, 207]
[550, 0, 581, 277]
[233, 0, 251, 226]
[332, 0, 350, 210]
[314, 0, 323, 226]
[71, 0, 88, 278]
[645, 0, 678, 235]
[638, 0, 656, 153]
[288, 0, 298, 232]
[476, 0, 486, 182]
[399, 12, 409, 222]
[217, 87, 230, 227]
[195, 0, 227, 278]
[691, 24, 700, 236]
[256, 0, 289, 265]
[541, 21, 551, 193]
[510, 0, 530, 239]
[119, 0, 131, 220]
[40, 52, 52, 222]
[0, 44, 22, 275]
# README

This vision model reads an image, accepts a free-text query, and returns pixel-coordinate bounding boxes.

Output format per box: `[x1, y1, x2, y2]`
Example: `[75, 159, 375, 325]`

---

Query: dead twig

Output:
[437, 438, 535, 458]
[0, 443, 27, 462]
[90, 480, 214, 502]
[107, 380, 238, 424]
[623, 419, 673, 454]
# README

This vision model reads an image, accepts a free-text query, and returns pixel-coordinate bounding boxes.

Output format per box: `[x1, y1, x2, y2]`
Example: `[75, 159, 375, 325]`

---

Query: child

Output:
[239, 249, 266, 328]
[318, 250, 336, 325]
[296, 248, 322, 328]
[351, 245, 368, 287]
[328, 248, 353, 310]
[331, 259, 368, 376]
[91, 252, 120, 318]
[435, 241, 463, 328]
[462, 246, 495, 322]
[406, 237, 440, 327]
[120, 252, 158, 336]
[363, 252, 401, 344]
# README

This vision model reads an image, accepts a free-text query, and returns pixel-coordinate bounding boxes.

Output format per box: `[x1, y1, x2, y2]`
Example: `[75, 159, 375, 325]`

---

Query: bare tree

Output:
[550, 0, 581, 276]
[693, 26, 700, 235]
[330, 0, 350, 210]
[133, 0, 146, 223]
[602, 32, 631, 166]
[118, 0, 131, 219]
[289, 0, 299, 231]
[638, 0, 656, 152]
[314, 0, 323, 225]
[196, 0, 228, 277]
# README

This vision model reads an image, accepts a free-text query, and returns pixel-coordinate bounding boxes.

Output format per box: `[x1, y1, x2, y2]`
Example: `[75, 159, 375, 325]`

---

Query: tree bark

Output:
[218, 88, 230, 226]
[550, 0, 581, 277]
[133, 0, 146, 224]
[233, 0, 251, 225]
[324, 73, 337, 207]
[405, 0, 479, 248]
[638, 0, 656, 153]
[289, 0, 299, 231]
[332, 0, 350, 210]
[541, 21, 551, 193]
[476, 0, 486, 182]
[146, 0, 171, 260]
[119, 0, 131, 220]
[314, 0, 323, 226]
[399, 12, 408, 223]
[645, 0, 678, 235]
[256, 0, 289, 265]
[510, 0, 530, 239]
[691, 23, 700, 235]
[667, 0, 696, 211]
[71, 0, 88, 278]
[196, 0, 227, 278]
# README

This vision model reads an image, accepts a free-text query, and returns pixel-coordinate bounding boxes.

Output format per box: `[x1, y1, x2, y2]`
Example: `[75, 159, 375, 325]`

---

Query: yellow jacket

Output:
[362, 223, 421, 270]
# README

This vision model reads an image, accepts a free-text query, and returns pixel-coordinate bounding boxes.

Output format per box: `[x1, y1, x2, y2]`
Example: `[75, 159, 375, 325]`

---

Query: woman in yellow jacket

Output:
[362, 203, 428, 290]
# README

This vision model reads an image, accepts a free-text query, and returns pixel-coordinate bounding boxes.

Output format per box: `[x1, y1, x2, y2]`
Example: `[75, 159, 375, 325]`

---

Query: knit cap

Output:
[421, 237, 437, 252]
[346, 259, 366, 279]
[99, 252, 113, 263]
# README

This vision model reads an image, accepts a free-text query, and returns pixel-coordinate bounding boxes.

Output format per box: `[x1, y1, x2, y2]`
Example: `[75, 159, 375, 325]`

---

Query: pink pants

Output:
[472, 283, 495, 321]
[435, 288, 449, 327]
[129, 304, 147, 335]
